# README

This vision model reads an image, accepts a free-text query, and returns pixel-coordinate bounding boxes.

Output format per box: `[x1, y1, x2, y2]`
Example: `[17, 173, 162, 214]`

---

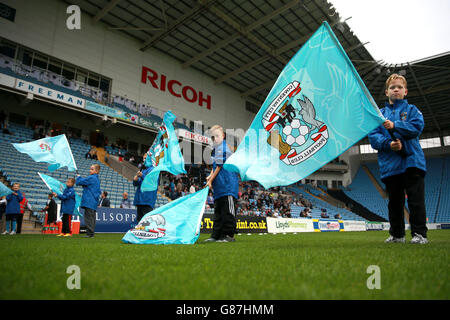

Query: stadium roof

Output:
[65, 0, 450, 137]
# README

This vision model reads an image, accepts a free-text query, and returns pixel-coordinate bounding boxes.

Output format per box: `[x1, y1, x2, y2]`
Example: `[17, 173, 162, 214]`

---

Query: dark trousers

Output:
[62, 214, 72, 234]
[383, 168, 428, 238]
[16, 214, 23, 234]
[83, 207, 96, 237]
[211, 196, 236, 240]
[136, 205, 153, 223]
[47, 211, 57, 224]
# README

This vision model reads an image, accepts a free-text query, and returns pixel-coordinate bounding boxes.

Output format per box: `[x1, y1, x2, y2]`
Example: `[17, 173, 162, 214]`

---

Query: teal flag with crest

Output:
[12, 134, 77, 172]
[223, 21, 385, 189]
[122, 187, 209, 245]
[141, 110, 186, 192]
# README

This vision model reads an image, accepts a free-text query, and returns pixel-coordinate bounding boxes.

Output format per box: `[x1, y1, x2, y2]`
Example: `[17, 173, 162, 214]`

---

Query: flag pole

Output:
[37, 172, 54, 193]
[63, 134, 78, 171]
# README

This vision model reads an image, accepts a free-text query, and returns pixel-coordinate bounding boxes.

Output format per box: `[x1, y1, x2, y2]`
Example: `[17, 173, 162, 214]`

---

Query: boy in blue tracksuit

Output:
[368, 74, 428, 244]
[76, 164, 101, 238]
[3, 183, 23, 235]
[133, 153, 158, 223]
[205, 125, 239, 243]
[55, 177, 76, 237]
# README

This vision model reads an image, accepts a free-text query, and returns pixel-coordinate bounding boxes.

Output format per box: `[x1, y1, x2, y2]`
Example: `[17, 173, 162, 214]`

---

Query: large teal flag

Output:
[38, 172, 82, 216]
[13, 134, 77, 172]
[0, 181, 12, 197]
[223, 21, 385, 189]
[141, 110, 186, 192]
[122, 187, 209, 245]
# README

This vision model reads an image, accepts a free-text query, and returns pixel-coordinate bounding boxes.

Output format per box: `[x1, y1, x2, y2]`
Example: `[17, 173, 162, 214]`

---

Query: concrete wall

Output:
[0, 0, 254, 131]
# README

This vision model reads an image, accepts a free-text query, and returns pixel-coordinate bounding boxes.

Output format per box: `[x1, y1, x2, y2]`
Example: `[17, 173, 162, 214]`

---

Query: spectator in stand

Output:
[207, 191, 214, 208]
[120, 192, 132, 209]
[334, 213, 342, 219]
[189, 183, 196, 194]
[0, 110, 6, 129]
[273, 209, 280, 218]
[169, 179, 176, 200]
[300, 209, 307, 218]
[321, 209, 329, 219]
[2, 123, 12, 135]
[98, 191, 111, 207]
[176, 179, 183, 198]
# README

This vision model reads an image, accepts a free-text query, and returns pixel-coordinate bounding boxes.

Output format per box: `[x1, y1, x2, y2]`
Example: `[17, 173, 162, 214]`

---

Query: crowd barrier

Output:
[70, 208, 448, 234]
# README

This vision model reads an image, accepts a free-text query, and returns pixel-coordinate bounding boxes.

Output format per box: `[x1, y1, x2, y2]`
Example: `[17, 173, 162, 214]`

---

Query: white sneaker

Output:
[384, 235, 405, 243]
[9, 231, 16, 235]
[1, 231, 9, 235]
[410, 234, 428, 244]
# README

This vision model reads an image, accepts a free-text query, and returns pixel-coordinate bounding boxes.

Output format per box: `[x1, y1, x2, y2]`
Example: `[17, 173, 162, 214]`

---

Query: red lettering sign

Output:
[141, 66, 211, 110]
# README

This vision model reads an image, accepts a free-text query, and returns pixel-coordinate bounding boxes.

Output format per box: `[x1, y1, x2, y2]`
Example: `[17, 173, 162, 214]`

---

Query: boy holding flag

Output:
[368, 74, 428, 244]
[76, 164, 101, 238]
[54, 178, 76, 237]
[205, 125, 239, 243]
[133, 153, 158, 223]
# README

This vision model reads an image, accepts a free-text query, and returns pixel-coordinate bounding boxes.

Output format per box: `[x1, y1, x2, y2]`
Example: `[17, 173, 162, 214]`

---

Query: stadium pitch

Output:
[0, 230, 448, 300]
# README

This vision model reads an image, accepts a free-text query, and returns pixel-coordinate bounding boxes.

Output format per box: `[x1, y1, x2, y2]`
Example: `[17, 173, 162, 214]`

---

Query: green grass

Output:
[0, 230, 449, 300]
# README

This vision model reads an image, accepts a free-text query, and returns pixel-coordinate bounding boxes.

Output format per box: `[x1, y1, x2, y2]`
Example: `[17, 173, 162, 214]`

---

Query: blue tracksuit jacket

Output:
[368, 99, 426, 180]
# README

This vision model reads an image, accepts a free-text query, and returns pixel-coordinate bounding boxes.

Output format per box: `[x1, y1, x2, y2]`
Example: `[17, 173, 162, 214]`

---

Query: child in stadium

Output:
[204, 125, 239, 243]
[3, 183, 23, 235]
[133, 153, 158, 223]
[76, 164, 101, 238]
[44, 193, 57, 225]
[368, 74, 428, 244]
[55, 177, 76, 237]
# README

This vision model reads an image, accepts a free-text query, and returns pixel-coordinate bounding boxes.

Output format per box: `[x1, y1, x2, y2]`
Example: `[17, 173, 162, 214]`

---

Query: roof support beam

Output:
[182, 0, 302, 69]
[140, 0, 214, 51]
[239, 39, 369, 97]
[241, 80, 275, 98]
[407, 83, 450, 98]
[92, 0, 122, 24]
[407, 63, 442, 135]
[214, 19, 343, 85]
[207, 6, 288, 66]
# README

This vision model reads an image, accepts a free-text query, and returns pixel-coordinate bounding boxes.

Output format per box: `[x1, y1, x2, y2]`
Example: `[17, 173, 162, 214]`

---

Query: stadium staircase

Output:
[326, 188, 387, 222]
[303, 185, 348, 209]
[95, 147, 107, 164]
[288, 186, 366, 221]
[361, 165, 387, 198]
[360, 164, 411, 222]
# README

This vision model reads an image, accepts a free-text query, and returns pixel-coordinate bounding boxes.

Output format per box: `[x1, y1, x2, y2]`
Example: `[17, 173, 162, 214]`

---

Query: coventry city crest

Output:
[148, 125, 169, 167]
[131, 214, 167, 239]
[262, 81, 329, 166]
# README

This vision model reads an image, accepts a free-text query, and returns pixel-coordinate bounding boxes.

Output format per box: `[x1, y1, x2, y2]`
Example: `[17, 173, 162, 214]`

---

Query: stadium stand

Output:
[436, 156, 450, 222]
[0, 122, 171, 220]
[342, 167, 389, 220]
[0, 54, 194, 134]
[333, 158, 448, 223]
[288, 186, 366, 221]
